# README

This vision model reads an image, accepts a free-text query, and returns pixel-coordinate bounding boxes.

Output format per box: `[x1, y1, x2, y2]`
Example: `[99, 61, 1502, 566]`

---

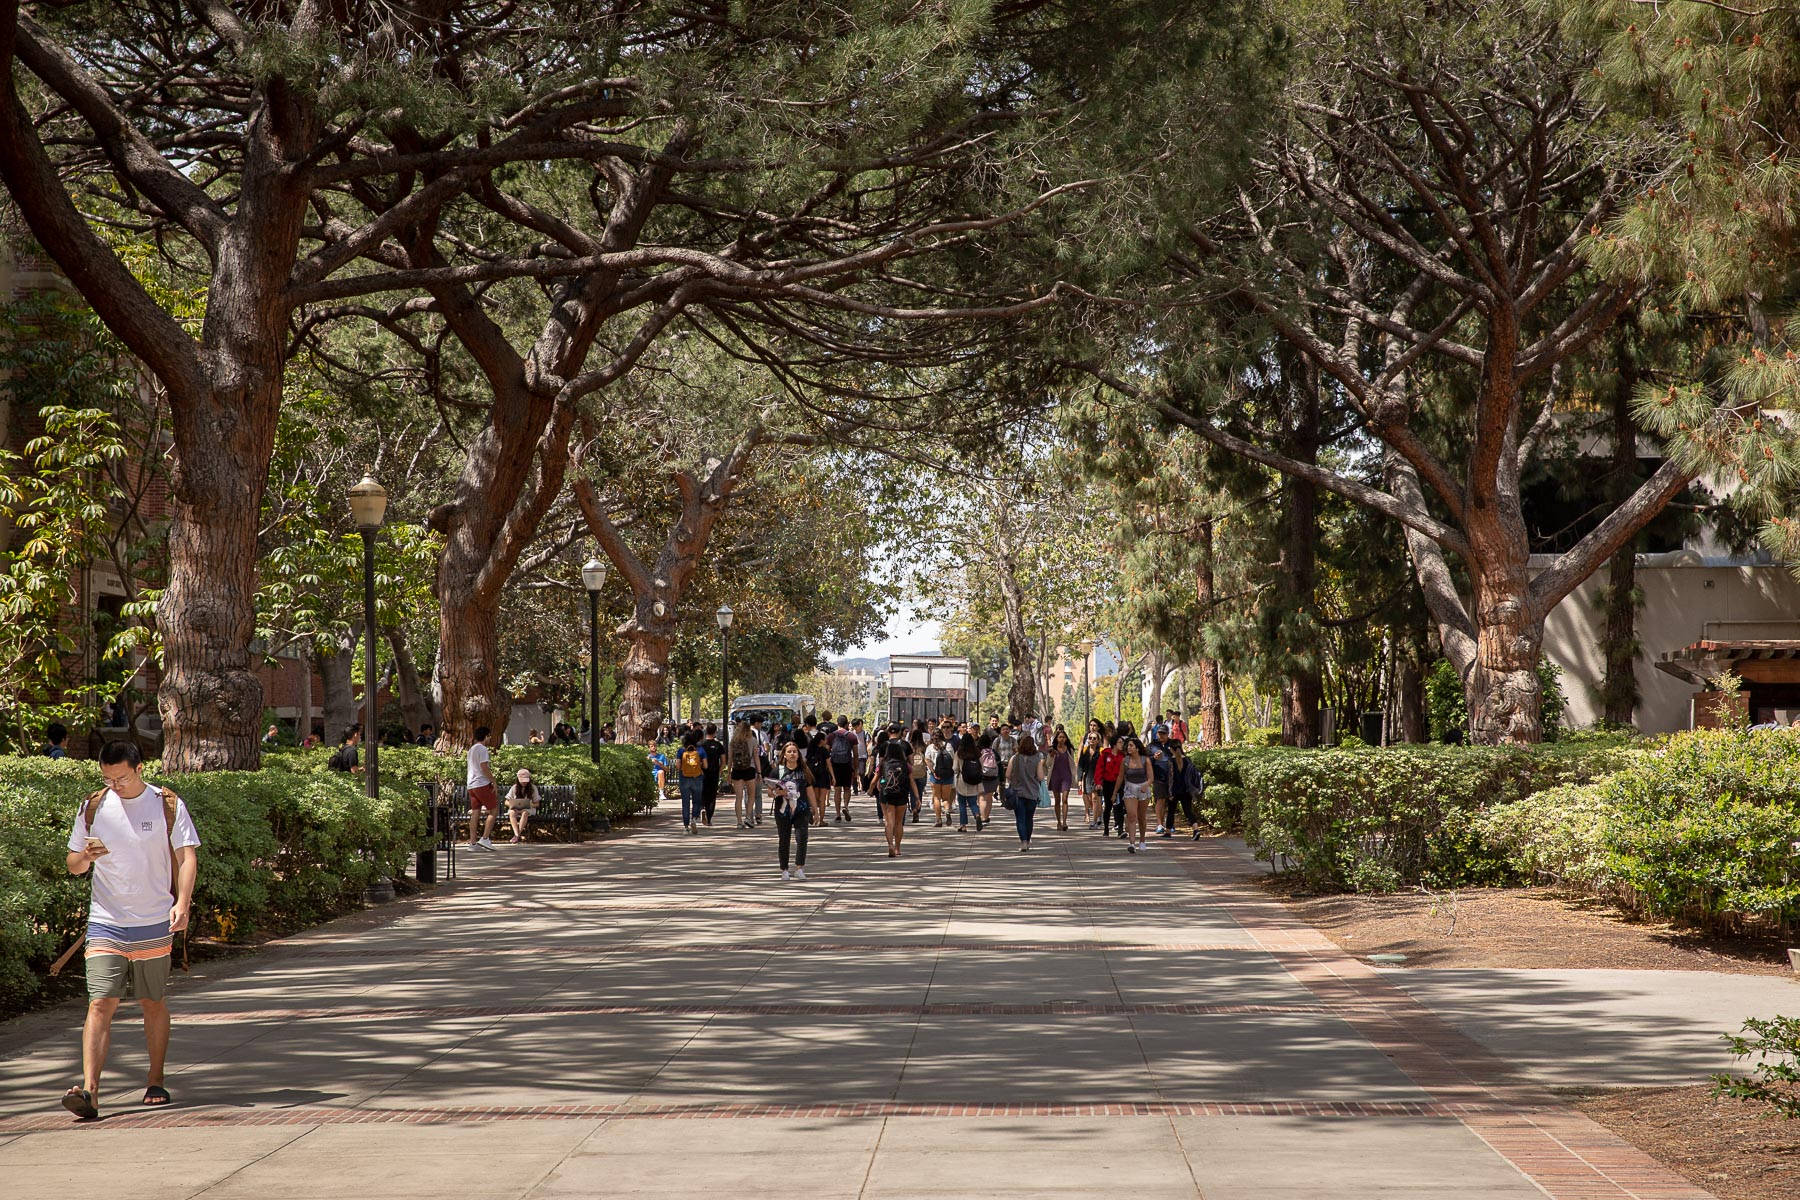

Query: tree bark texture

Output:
[1277, 367, 1321, 748]
[574, 425, 760, 743]
[993, 528, 1039, 723]
[1598, 334, 1642, 726]
[315, 629, 359, 744]
[386, 625, 436, 734]
[1194, 517, 1224, 748]
[1395, 636, 1427, 744]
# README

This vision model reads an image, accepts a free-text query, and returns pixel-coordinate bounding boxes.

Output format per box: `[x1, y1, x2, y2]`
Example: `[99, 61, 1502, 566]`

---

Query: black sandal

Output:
[143, 1085, 171, 1107]
[62, 1086, 98, 1120]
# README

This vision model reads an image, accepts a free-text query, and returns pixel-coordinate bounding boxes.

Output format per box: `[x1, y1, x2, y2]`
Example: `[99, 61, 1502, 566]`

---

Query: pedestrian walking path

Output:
[0, 812, 1735, 1198]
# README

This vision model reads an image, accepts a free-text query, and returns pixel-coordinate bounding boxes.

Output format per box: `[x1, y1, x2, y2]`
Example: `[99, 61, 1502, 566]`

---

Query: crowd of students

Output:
[648, 709, 1209, 879]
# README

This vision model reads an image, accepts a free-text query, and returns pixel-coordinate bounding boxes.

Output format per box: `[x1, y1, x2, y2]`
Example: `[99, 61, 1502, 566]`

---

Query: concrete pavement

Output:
[0, 806, 1763, 1198]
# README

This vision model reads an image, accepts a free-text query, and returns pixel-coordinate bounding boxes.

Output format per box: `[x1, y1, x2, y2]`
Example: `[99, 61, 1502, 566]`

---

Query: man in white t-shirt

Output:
[464, 726, 500, 849]
[467, 725, 498, 849]
[62, 741, 200, 1121]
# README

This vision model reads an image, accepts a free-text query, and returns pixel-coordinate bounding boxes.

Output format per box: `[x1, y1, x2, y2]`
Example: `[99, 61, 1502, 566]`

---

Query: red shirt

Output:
[1170, 717, 1188, 743]
[1096, 747, 1125, 783]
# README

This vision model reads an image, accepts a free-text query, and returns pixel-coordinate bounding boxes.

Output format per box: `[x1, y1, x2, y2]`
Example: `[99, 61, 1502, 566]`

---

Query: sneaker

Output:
[781, 869, 791, 881]
[1018, 843, 1028, 853]
[1154, 826, 1166, 835]
[477, 837, 495, 850]
[1192, 828, 1204, 840]
[793, 867, 807, 881]
[1127, 842, 1137, 854]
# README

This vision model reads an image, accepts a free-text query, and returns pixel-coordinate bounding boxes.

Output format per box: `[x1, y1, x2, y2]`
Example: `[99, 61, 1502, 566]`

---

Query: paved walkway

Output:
[0, 809, 1753, 1198]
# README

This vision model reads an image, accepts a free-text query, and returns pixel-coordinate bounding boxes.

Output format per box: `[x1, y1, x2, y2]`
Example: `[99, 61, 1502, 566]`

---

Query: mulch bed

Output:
[1262, 880, 1793, 975]
[1572, 1085, 1800, 1200]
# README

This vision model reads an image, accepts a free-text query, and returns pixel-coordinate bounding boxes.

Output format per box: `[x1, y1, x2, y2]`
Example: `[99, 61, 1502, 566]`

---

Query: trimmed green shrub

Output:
[0, 757, 422, 1008]
[1476, 781, 1621, 893]
[1240, 742, 1634, 891]
[1602, 730, 1800, 933]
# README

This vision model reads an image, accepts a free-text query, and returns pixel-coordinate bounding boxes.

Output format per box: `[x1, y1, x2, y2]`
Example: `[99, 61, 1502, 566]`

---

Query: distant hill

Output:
[829, 656, 889, 674]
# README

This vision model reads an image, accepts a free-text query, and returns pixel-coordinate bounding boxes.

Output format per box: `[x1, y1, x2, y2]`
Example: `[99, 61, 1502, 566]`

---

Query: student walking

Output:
[676, 731, 707, 833]
[1006, 734, 1045, 851]
[467, 726, 499, 849]
[504, 769, 539, 843]
[61, 741, 201, 1120]
[827, 719, 858, 821]
[700, 723, 724, 827]
[875, 731, 912, 857]
[906, 728, 928, 823]
[1095, 734, 1125, 837]
[804, 729, 832, 827]
[1169, 740, 1208, 839]
[1117, 736, 1153, 851]
[953, 733, 985, 832]
[728, 721, 760, 828]
[928, 730, 956, 825]
[1077, 728, 1101, 827]
[977, 731, 1000, 823]
[1048, 730, 1076, 831]
[766, 741, 813, 880]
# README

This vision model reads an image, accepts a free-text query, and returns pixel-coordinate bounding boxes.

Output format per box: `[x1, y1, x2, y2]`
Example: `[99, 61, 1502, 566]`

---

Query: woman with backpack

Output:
[1005, 733, 1046, 851]
[928, 729, 956, 825]
[875, 729, 913, 856]
[676, 731, 707, 834]
[728, 721, 760, 829]
[1048, 729, 1076, 832]
[953, 733, 985, 832]
[764, 740, 814, 880]
[1077, 727, 1101, 828]
[804, 729, 832, 826]
[976, 730, 1000, 824]
[906, 728, 929, 824]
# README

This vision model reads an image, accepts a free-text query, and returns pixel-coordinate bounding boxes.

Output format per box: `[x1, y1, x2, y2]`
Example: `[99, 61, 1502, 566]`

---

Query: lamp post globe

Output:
[582, 559, 606, 762]
[715, 605, 733, 726]
[346, 476, 386, 803]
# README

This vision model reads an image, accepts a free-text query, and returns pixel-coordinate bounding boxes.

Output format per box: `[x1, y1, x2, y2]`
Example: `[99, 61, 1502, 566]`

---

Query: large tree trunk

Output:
[433, 586, 508, 745]
[618, 619, 675, 743]
[575, 423, 760, 744]
[994, 537, 1038, 722]
[1395, 634, 1427, 743]
[1598, 332, 1642, 727]
[1277, 366, 1322, 747]
[315, 628, 360, 744]
[1144, 649, 1166, 722]
[386, 625, 436, 734]
[1194, 516, 1224, 748]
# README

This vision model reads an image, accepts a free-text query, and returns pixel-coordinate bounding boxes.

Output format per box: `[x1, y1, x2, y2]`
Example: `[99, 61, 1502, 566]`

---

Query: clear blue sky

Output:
[840, 607, 941, 661]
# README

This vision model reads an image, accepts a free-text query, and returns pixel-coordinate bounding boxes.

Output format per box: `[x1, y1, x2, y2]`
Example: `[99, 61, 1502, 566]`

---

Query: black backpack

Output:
[830, 731, 853, 764]
[960, 753, 982, 785]
[935, 746, 954, 777]
[878, 756, 908, 800]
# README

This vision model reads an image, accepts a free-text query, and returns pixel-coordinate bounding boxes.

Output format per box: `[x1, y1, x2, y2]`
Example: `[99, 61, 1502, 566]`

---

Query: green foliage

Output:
[268, 743, 658, 826]
[0, 289, 134, 751]
[1426, 658, 1568, 742]
[1713, 1016, 1800, 1121]
[1475, 781, 1625, 893]
[1239, 742, 1633, 891]
[0, 756, 422, 1008]
[1603, 729, 1800, 932]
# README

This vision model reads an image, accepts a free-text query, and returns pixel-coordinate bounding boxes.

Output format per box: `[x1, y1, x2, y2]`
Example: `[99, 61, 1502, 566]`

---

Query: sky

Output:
[838, 606, 941, 662]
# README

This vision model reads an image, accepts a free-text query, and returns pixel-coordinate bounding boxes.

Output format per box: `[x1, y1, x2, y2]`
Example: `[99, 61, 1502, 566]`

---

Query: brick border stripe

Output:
[0, 1098, 1463, 1134]
[277, 940, 1262, 959]
[176, 1000, 1327, 1024]
[1167, 838, 1719, 1200]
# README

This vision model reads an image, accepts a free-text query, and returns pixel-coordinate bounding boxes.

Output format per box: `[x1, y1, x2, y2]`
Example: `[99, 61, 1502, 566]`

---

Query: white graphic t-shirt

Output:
[66, 784, 202, 927]
[466, 741, 493, 789]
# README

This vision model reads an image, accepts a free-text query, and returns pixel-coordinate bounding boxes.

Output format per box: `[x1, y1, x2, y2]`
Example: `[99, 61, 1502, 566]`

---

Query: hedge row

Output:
[1235, 738, 1640, 892]
[264, 743, 659, 827]
[0, 743, 657, 1009]
[1479, 729, 1800, 935]
[0, 757, 420, 1007]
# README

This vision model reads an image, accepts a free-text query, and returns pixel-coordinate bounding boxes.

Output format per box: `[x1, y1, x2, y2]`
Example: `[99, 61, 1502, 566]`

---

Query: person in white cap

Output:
[503, 768, 539, 844]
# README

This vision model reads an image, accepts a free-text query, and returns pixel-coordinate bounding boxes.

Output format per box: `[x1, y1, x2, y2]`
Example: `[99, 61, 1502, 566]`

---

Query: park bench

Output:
[423, 781, 588, 851]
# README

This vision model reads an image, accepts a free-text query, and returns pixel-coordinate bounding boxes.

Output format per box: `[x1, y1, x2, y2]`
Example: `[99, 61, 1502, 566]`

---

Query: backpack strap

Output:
[81, 788, 106, 831]
[156, 786, 191, 973]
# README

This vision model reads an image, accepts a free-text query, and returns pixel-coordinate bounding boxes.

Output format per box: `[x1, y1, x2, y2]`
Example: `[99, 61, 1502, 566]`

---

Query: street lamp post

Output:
[716, 605, 733, 724]
[582, 558, 607, 763]
[347, 476, 388, 801]
[1079, 639, 1095, 729]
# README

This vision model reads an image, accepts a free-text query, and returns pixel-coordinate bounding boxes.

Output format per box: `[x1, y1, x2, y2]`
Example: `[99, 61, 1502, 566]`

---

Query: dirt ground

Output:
[1264, 881, 1794, 975]
[1573, 1085, 1800, 1200]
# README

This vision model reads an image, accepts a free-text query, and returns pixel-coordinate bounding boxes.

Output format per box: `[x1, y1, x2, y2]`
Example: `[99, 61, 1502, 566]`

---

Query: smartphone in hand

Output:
[84, 836, 108, 859]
